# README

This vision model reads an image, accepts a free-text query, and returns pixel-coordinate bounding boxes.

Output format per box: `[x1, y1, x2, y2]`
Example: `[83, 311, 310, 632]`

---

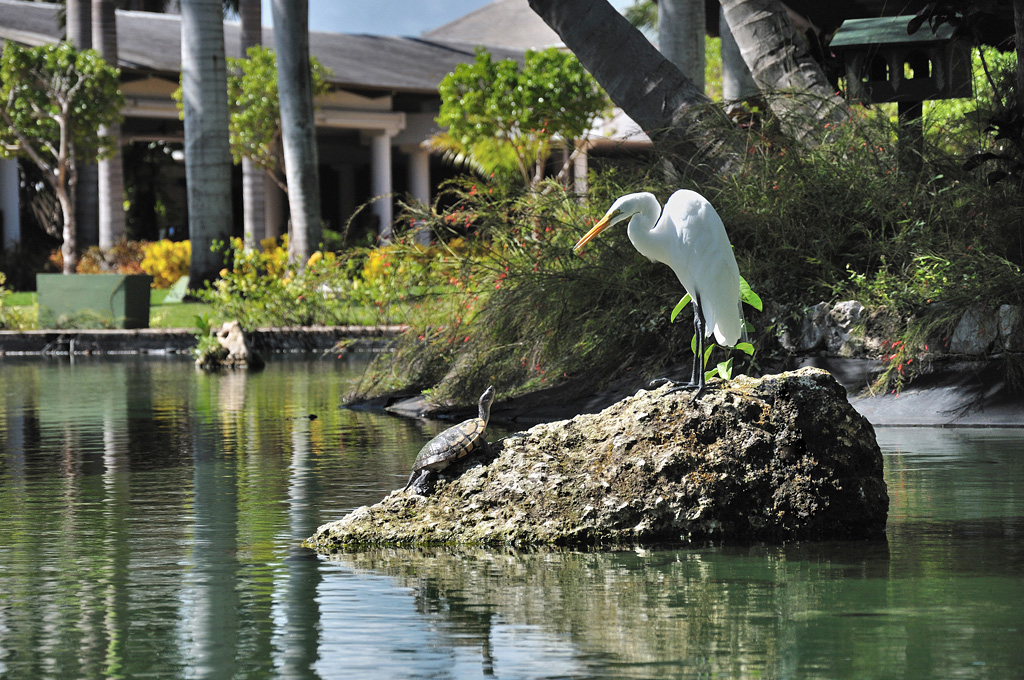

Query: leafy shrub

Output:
[0, 271, 32, 330]
[141, 239, 191, 288]
[48, 241, 148, 275]
[355, 98, 1024, 402]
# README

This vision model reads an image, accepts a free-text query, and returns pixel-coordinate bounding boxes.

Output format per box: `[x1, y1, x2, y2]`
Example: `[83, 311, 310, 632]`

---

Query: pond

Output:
[0, 355, 1021, 679]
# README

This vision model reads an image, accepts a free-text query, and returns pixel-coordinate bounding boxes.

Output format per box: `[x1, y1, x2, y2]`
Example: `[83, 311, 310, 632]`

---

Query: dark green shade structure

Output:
[831, 15, 973, 104]
[37, 274, 153, 329]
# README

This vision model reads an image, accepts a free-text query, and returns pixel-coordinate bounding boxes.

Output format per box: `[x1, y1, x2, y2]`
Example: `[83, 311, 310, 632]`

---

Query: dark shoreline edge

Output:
[3, 329, 1020, 427]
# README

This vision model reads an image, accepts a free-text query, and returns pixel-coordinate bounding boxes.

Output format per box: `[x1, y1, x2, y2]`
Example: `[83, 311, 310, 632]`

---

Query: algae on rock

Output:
[307, 367, 889, 551]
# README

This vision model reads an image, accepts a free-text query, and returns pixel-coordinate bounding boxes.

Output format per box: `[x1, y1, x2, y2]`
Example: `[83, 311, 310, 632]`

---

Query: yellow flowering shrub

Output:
[141, 240, 191, 288]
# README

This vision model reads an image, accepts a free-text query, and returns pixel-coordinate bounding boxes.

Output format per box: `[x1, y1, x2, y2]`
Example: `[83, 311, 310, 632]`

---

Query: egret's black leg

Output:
[692, 299, 707, 399]
[665, 298, 708, 400]
[690, 300, 703, 387]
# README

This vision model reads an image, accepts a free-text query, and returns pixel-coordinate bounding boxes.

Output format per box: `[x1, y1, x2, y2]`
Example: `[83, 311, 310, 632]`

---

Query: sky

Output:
[259, 0, 635, 38]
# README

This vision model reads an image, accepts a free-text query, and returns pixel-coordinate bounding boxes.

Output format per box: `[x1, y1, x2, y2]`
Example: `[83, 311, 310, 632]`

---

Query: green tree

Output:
[0, 41, 123, 273]
[434, 47, 610, 189]
[173, 46, 329, 247]
[224, 46, 330, 196]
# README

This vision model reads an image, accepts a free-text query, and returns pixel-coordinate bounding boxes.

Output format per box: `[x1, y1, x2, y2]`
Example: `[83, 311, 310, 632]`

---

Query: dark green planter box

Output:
[37, 273, 153, 329]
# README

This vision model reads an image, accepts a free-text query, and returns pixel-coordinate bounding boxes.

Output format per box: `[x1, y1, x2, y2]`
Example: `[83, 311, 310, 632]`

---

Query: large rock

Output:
[999, 304, 1023, 351]
[950, 306, 999, 355]
[306, 368, 889, 551]
[195, 320, 265, 370]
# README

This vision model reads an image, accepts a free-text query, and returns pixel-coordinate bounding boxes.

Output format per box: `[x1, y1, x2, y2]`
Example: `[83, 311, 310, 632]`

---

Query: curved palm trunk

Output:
[526, 0, 739, 177]
[239, 0, 265, 250]
[271, 0, 321, 266]
[181, 0, 234, 286]
[719, 0, 848, 142]
[93, 0, 127, 248]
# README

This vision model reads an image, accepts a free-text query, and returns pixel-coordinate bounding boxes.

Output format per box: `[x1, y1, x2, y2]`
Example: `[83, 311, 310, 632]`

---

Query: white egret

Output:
[573, 190, 742, 398]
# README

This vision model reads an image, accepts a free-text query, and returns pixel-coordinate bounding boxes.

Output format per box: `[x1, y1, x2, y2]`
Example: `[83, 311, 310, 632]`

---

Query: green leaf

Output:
[739, 276, 763, 311]
[705, 357, 733, 381]
[735, 342, 755, 356]
[702, 343, 716, 368]
[671, 293, 692, 322]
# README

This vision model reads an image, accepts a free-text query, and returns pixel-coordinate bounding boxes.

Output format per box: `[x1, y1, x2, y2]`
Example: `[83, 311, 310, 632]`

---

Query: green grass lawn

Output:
[5, 289, 213, 330]
[5, 289, 404, 329]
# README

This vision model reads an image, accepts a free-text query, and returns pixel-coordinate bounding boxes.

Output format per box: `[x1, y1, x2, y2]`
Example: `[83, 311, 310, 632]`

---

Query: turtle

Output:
[403, 385, 496, 495]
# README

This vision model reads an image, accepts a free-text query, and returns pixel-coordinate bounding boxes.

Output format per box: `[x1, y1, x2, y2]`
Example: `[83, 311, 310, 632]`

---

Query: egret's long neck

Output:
[624, 195, 665, 262]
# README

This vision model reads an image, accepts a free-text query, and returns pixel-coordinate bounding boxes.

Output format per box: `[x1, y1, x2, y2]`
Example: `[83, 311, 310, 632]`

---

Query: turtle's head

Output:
[478, 385, 496, 422]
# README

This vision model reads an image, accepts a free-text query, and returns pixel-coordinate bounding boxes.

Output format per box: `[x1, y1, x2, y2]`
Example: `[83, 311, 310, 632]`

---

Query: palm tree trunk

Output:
[66, 0, 99, 251]
[719, 6, 758, 102]
[93, 0, 127, 248]
[719, 0, 848, 143]
[658, 0, 704, 93]
[180, 0, 234, 286]
[271, 0, 321, 265]
[239, 0, 265, 250]
[1015, 0, 1024, 119]
[526, 0, 739, 177]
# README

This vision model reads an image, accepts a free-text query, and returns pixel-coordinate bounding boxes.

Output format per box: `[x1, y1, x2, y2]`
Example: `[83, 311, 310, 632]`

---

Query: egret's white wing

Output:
[657, 190, 742, 346]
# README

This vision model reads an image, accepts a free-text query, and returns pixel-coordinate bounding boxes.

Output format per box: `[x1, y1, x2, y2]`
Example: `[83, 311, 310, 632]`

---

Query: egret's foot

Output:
[662, 382, 706, 402]
[646, 377, 675, 390]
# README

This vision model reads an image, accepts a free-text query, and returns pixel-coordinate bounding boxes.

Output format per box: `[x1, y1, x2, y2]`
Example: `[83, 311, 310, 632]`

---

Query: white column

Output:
[407, 146, 430, 206]
[0, 158, 19, 252]
[573, 140, 589, 199]
[406, 145, 432, 245]
[370, 132, 393, 241]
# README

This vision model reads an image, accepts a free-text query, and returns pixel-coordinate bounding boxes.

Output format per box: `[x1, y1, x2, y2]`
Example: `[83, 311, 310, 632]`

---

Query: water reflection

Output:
[1, 358, 1023, 679]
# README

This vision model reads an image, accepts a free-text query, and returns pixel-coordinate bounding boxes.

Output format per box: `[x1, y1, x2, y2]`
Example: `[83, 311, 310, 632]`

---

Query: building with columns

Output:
[0, 0, 523, 251]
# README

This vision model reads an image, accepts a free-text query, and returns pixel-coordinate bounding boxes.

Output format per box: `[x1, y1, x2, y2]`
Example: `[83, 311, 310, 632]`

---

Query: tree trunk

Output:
[719, 0, 848, 143]
[66, 0, 99, 251]
[57, 184, 77, 274]
[181, 0, 234, 286]
[1014, 0, 1024, 119]
[658, 0, 705, 93]
[239, 0, 265, 250]
[65, 0, 91, 48]
[719, 6, 758, 102]
[93, 0, 127, 248]
[271, 0, 322, 265]
[526, 0, 740, 177]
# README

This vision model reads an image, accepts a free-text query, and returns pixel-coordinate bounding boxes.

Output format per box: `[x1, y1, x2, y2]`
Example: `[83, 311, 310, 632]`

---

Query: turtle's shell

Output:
[411, 417, 487, 473]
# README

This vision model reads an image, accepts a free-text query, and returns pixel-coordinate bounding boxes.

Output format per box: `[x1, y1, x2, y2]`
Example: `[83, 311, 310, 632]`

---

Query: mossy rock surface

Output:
[306, 367, 889, 551]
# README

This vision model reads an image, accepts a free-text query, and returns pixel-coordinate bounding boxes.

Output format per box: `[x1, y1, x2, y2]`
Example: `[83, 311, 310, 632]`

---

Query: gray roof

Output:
[422, 0, 561, 50]
[0, 0, 522, 94]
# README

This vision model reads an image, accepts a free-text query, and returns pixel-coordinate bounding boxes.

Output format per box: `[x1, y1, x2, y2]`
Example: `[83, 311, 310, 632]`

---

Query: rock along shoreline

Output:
[307, 367, 890, 552]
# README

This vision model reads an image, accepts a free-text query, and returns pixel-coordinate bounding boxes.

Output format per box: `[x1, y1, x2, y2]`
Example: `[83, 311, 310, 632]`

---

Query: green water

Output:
[0, 356, 1021, 679]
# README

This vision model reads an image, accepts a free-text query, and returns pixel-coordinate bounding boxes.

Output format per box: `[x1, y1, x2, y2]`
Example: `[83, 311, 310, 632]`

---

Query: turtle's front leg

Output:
[407, 469, 434, 496]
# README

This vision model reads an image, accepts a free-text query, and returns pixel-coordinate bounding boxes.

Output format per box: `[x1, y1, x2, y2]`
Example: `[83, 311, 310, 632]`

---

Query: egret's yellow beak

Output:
[572, 210, 620, 253]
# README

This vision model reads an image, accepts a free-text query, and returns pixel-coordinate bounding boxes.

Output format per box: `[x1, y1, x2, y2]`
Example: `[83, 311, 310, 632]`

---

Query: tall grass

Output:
[353, 98, 1024, 404]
